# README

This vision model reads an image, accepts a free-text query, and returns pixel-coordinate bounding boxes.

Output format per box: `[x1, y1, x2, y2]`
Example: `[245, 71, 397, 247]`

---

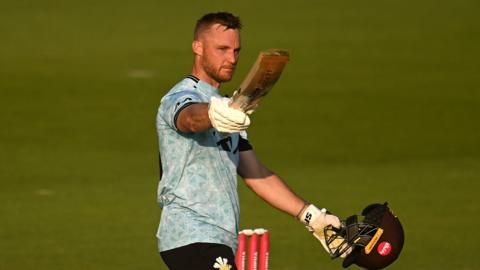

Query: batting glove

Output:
[298, 204, 345, 256]
[208, 96, 251, 133]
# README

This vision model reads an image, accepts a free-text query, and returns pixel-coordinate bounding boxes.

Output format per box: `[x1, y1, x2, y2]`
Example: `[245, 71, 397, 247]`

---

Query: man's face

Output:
[198, 24, 241, 84]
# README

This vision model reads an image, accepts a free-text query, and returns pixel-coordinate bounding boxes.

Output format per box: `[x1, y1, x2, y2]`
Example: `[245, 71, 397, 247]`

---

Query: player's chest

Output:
[210, 130, 241, 155]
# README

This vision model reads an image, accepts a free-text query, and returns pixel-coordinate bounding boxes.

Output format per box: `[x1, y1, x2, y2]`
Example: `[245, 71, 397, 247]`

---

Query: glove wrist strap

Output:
[298, 204, 327, 226]
[296, 202, 310, 220]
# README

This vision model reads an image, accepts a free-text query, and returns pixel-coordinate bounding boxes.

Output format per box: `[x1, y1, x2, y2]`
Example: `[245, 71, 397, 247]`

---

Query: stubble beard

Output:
[202, 58, 235, 84]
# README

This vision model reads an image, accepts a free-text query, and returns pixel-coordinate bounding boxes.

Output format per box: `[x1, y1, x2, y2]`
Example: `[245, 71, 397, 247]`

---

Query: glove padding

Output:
[299, 204, 348, 257]
[208, 96, 251, 133]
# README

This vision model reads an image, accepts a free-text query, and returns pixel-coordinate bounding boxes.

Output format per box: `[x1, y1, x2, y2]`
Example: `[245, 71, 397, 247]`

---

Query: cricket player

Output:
[156, 12, 341, 270]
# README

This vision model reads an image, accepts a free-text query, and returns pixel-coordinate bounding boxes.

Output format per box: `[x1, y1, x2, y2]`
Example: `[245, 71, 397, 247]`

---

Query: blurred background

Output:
[1, 0, 479, 269]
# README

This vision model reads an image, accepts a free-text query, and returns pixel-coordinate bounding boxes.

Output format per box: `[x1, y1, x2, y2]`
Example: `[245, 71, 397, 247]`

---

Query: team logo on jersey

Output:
[213, 257, 231, 270]
[216, 136, 233, 151]
[213, 132, 239, 154]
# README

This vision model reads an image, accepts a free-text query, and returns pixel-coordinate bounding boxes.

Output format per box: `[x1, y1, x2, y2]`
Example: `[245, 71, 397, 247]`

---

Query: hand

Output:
[208, 96, 251, 133]
[298, 204, 341, 231]
[298, 204, 342, 255]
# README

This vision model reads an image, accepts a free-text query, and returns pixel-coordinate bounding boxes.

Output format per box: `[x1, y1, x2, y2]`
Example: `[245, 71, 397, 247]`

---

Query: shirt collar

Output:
[197, 80, 219, 96]
[187, 75, 219, 96]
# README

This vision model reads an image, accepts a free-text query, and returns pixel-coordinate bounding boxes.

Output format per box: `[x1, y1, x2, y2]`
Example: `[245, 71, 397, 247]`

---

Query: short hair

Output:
[194, 12, 242, 40]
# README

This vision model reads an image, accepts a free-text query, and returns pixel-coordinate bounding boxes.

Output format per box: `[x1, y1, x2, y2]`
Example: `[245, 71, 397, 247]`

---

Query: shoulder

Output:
[162, 76, 203, 102]
[157, 76, 207, 128]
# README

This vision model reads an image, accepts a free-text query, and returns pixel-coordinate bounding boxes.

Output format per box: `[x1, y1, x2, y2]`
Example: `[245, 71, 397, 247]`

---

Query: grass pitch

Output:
[1, 0, 479, 269]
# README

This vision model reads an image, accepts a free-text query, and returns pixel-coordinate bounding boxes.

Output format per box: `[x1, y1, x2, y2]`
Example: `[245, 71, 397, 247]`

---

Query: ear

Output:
[192, 40, 203, 56]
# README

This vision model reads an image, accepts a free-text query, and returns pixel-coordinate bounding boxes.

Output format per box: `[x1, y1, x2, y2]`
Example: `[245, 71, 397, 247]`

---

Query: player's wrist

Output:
[298, 204, 341, 229]
[295, 202, 310, 220]
[298, 204, 325, 227]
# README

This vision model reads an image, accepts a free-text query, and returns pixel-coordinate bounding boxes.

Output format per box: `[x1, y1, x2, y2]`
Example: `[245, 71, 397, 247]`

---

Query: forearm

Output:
[244, 174, 306, 217]
[177, 98, 250, 133]
[238, 147, 341, 256]
[176, 103, 212, 133]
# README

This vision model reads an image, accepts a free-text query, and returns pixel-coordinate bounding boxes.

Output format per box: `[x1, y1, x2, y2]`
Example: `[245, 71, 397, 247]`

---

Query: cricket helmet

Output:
[324, 202, 404, 269]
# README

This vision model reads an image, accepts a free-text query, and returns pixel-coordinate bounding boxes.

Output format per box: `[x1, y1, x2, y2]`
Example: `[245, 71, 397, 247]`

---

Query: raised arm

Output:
[175, 97, 250, 133]
[176, 103, 211, 133]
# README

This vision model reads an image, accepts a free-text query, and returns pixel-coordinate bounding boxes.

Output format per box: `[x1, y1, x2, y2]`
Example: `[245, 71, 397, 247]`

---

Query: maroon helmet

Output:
[324, 202, 404, 269]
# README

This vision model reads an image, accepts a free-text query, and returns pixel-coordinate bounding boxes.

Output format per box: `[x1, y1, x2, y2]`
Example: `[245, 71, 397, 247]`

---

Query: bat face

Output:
[230, 49, 289, 112]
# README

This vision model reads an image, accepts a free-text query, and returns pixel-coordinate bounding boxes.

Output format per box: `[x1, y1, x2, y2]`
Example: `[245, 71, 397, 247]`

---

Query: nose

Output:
[227, 49, 238, 65]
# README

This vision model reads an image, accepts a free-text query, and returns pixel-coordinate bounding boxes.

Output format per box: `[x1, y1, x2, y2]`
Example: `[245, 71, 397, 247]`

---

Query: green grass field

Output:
[1, 0, 479, 269]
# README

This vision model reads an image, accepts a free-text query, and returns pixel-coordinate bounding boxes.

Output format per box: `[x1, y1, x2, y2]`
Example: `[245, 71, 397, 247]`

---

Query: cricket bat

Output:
[230, 49, 289, 112]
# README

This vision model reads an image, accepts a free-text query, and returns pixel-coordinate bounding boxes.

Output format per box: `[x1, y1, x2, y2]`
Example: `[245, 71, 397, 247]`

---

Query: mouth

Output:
[222, 65, 236, 71]
[224, 68, 236, 75]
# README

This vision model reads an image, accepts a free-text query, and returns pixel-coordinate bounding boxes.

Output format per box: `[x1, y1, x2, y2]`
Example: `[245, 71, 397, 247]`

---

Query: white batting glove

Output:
[298, 204, 343, 255]
[208, 96, 251, 133]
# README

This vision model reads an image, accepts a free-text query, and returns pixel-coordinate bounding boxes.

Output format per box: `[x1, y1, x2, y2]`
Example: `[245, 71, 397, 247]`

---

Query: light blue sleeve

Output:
[159, 90, 204, 130]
